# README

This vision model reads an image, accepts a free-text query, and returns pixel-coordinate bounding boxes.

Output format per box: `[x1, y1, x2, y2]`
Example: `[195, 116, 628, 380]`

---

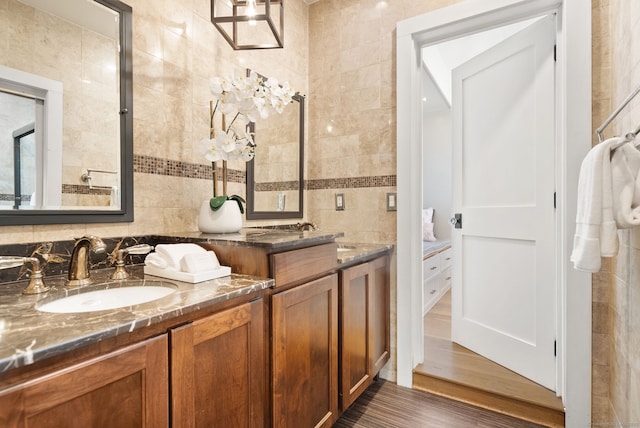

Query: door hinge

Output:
[554, 340, 557, 357]
[553, 192, 556, 209]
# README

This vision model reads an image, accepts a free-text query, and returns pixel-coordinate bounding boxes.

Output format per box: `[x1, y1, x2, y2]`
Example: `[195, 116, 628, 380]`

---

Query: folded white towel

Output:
[180, 251, 220, 273]
[571, 137, 624, 272]
[144, 253, 172, 270]
[155, 243, 206, 270]
[611, 141, 640, 228]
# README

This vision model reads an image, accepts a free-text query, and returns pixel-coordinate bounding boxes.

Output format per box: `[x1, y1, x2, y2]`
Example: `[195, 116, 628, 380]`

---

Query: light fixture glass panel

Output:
[211, 0, 283, 50]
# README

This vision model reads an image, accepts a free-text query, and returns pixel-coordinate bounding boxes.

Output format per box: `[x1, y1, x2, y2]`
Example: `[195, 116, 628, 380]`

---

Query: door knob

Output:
[449, 213, 462, 229]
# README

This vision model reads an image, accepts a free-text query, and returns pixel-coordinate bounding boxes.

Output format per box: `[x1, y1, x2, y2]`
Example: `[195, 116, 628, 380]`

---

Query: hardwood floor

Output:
[413, 290, 565, 427]
[334, 379, 545, 427]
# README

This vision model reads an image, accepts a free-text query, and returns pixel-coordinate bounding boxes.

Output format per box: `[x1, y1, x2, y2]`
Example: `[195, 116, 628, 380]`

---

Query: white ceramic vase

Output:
[198, 199, 243, 234]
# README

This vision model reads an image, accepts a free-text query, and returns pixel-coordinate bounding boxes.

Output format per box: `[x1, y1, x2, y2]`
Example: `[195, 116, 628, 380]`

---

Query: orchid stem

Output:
[212, 161, 217, 197]
[227, 112, 240, 130]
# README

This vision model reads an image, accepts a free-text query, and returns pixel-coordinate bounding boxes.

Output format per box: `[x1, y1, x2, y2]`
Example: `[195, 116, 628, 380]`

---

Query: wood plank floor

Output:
[334, 379, 545, 427]
[413, 290, 564, 426]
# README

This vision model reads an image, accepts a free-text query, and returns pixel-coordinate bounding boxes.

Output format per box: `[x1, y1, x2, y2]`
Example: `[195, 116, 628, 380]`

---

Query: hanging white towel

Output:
[570, 137, 625, 272]
[611, 141, 640, 228]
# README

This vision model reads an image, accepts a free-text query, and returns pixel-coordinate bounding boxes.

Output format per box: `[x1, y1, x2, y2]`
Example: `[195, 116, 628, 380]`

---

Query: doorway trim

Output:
[396, 0, 592, 426]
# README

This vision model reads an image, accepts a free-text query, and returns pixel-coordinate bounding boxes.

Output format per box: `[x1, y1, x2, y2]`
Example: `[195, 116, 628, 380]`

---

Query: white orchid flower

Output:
[200, 137, 225, 162]
[271, 97, 285, 114]
[218, 94, 236, 115]
[241, 145, 255, 162]
[216, 131, 236, 153]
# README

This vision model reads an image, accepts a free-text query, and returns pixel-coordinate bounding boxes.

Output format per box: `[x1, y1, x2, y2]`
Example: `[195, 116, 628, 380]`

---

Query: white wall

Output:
[422, 108, 452, 241]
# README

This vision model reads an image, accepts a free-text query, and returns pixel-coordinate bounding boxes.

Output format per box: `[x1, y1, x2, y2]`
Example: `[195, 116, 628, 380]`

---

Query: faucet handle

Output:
[0, 256, 49, 294]
[123, 244, 153, 255]
[111, 244, 154, 280]
[0, 256, 28, 270]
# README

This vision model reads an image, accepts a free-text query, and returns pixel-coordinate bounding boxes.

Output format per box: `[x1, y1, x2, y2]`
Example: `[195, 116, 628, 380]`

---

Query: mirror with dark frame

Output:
[0, 0, 133, 225]
[246, 73, 304, 220]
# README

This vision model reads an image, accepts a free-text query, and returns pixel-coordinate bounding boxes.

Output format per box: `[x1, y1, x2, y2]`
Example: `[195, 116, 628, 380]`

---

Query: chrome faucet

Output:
[68, 235, 107, 287]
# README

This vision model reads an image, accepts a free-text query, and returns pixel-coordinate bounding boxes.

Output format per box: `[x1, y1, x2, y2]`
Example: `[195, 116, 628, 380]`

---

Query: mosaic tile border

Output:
[1, 184, 111, 201]
[255, 181, 300, 192]
[133, 154, 396, 190]
[305, 175, 396, 190]
[133, 154, 245, 183]
[0, 194, 29, 202]
[62, 184, 112, 195]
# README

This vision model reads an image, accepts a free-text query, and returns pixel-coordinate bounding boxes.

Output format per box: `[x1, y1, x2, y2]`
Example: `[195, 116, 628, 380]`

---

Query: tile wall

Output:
[591, 0, 640, 425]
[307, 0, 462, 381]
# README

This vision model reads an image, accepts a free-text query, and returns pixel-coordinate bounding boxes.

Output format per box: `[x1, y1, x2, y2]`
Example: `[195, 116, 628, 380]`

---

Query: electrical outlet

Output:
[277, 193, 286, 211]
[387, 192, 397, 211]
[335, 193, 345, 211]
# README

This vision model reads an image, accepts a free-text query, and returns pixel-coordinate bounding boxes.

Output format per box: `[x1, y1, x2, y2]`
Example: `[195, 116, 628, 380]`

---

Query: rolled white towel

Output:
[144, 253, 172, 270]
[180, 251, 221, 273]
[155, 243, 206, 269]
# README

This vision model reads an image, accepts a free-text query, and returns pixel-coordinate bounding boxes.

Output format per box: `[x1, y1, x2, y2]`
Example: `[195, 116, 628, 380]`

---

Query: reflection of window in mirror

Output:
[0, 66, 63, 210]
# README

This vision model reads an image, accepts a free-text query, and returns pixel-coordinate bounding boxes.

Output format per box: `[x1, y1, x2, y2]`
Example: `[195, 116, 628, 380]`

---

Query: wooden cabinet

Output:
[171, 299, 265, 428]
[271, 274, 339, 428]
[0, 334, 169, 428]
[338, 254, 390, 411]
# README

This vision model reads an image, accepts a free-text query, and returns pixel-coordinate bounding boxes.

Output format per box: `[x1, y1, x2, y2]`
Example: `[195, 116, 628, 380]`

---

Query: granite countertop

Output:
[336, 242, 395, 268]
[0, 267, 273, 374]
[157, 228, 345, 251]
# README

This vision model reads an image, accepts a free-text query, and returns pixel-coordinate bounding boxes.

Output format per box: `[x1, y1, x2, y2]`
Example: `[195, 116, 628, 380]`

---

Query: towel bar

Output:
[597, 81, 640, 143]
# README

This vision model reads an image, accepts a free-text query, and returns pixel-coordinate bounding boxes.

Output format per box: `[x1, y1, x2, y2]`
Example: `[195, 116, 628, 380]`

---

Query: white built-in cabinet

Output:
[422, 247, 452, 315]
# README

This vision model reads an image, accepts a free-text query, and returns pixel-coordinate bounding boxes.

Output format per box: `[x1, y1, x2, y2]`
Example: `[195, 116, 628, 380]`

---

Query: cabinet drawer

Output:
[441, 266, 452, 289]
[423, 274, 441, 314]
[440, 248, 453, 269]
[270, 243, 338, 288]
[423, 253, 440, 279]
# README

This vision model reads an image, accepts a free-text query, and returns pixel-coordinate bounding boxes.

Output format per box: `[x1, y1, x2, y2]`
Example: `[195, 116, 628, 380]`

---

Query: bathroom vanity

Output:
[0, 229, 392, 427]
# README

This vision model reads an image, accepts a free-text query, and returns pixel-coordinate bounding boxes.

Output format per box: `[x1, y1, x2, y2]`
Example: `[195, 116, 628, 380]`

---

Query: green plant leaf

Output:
[228, 194, 246, 214]
[209, 196, 229, 211]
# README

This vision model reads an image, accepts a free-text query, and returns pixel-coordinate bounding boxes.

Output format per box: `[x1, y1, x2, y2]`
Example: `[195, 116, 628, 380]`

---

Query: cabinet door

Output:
[171, 299, 265, 428]
[339, 262, 373, 411]
[272, 274, 338, 428]
[339, 255, 391, 411]
[0, 335, 169, 428]
[369, 255, 390, 376]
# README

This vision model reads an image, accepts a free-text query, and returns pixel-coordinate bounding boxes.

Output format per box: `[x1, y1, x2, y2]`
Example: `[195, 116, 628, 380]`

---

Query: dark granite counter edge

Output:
[337, 243, 395, 269]
[153, 229, 345, 251]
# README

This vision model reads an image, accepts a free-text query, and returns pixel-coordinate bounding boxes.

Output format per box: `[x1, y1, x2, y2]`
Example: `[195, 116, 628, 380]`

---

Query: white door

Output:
[450, 15, 557, 390]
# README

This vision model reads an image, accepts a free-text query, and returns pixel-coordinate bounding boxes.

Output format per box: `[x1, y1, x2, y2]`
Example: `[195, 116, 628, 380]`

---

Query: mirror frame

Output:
[246, 92, 304, 220]
[0, 0, 133, 225]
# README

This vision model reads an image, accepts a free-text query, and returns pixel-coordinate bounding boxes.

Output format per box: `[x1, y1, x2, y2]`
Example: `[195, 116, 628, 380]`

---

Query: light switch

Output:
[387, 192, 397, 211]
[335, 193, 345, 211]
[277, 193, 286, 211]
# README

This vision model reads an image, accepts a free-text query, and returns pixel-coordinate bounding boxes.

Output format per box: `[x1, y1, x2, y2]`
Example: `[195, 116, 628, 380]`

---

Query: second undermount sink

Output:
[36, 280, 177, 314]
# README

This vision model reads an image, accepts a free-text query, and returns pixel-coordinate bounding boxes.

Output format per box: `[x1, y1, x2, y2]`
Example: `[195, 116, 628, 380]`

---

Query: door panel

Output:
[451, 14, 556, 390]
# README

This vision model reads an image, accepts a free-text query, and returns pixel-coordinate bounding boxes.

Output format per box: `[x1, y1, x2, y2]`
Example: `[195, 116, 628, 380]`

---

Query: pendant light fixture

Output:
[211, 0, 284, 50]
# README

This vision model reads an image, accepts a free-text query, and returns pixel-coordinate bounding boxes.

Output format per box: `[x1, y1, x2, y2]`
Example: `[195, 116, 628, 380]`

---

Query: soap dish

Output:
[144, 265, 231, 283]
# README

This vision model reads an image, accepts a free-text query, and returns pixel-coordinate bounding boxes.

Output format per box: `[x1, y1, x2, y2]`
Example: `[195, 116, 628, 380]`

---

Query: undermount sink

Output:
[36, 280, 177, 314]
